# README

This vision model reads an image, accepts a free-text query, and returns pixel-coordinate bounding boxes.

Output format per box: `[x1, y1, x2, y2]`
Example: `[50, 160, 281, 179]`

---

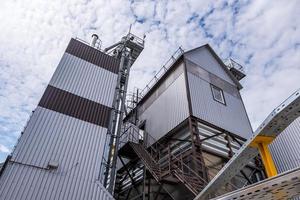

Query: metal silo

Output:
[0, 32, 145, 200]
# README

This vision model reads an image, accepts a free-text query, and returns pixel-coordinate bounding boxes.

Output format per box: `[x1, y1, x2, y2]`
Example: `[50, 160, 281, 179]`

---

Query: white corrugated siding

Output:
[0, 162, 114, 200]
[0, 108, 112, 199]
[0, 107, 113, 200]
[198, 122, 243, 158]
[11, 107, 107, 171]
[270, 117, 300, 173]
[49, 53, 118, 107]
[139, 73, 189, 141]
[188, 72, 252, 139]
[184, 46, 235, 85]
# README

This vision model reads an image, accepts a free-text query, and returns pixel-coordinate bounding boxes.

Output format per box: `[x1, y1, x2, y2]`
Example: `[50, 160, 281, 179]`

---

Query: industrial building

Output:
[0, 32, 299, 200]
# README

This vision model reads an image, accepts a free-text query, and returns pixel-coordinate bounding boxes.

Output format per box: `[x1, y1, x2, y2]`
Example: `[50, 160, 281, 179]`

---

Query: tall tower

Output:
[115, 45, 263, 200]
[0, 33, 144, 200]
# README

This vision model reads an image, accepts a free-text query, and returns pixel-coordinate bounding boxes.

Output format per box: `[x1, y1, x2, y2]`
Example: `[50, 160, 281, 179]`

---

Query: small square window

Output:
[211, 85, 226, 105]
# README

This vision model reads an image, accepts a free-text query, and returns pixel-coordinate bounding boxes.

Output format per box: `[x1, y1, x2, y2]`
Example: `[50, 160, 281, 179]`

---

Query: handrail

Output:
[146, 131, 208, 184]
[223, 58, 245, 73]
[120, 122, 208, 185]
[125, 33, 145, 46]
[119, 122, 246, 196]
[138, 47, 184, 99]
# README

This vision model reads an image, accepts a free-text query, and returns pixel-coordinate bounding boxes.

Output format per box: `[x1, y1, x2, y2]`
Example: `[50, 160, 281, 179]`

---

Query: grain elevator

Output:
[114, 45, 264, 200]
[0, 33, 145, 200]
[0, 32, 300, 200]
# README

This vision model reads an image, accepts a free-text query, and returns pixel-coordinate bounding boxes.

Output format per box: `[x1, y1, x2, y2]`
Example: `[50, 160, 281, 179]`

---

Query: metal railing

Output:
[138, 47, 184, 98]
[223, 58, 245, 74]
[122, 33, 145, 47]
[119, 122, 208, 186]
[118, 122, 250, 196]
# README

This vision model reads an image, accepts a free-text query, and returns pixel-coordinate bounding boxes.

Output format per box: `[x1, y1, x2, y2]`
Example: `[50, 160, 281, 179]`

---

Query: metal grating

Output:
[211, 167, 300, 200]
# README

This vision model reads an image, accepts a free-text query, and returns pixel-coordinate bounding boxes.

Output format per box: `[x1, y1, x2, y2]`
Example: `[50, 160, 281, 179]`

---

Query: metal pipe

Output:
[90, 34, 98, 47]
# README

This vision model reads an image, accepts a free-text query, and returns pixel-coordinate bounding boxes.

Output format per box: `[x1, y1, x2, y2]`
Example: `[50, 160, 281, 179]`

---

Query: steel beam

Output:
[250, 136, 277, 178]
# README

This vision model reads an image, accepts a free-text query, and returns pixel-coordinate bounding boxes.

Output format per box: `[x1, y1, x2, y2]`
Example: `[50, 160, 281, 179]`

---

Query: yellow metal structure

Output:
[250, 135, 277, 178]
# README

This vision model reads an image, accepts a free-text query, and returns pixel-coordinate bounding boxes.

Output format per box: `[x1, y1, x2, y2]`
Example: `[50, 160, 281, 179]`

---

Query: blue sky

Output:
[0, 0, 299, 162]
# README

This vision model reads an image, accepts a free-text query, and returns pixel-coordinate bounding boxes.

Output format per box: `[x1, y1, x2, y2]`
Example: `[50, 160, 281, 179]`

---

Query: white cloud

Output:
[0, 0, 299, 162]
[0, 144, 10, 153]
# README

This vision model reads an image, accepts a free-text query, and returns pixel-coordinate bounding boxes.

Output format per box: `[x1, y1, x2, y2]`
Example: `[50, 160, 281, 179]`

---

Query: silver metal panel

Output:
[194, 89, 300, 200]
[185, 59, 239, 98]
[210, 167, 300, 200]
[11, 107, 107, 172]
[0, 162, 114, 200]
[188, 72, 252, 139]
[139, 62, 185, 114]
[0, 107, 112, 199]
[139, 73, 189, 141]
[270, 117, 300, 173]
[184, 46, 235, 85]
[49, 53, 118, 107]
[198, 122, 242, 158]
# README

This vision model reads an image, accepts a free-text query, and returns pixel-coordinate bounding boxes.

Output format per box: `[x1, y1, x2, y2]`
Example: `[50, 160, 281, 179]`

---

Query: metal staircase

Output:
[171, 157, 206, 196]
[129, 142, 162, 182]
[173, 168, 204, 195]
[117, 122, 208, 199]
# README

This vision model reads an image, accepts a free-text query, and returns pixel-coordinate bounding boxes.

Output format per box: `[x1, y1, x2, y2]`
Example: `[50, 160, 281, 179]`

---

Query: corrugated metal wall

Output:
[0, 163, 114, 200]
[50, 53, 117, 107]
[184, 46, 235, 85]
[198, 122, 243, 158]
[270, 117, 300, 173]
[0, 39, 117, 200]
[11, 107, 107, 170]
[139, 64, 189, 141]
[187, 71, 252, 139]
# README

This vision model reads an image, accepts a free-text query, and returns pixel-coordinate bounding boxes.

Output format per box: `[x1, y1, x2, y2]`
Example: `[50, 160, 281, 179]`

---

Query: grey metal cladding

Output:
[38, 85, 112, 128]
[66, 38, 119, 74]
[49, 53, 118, 107]
[0, 107, 113, 199]
[198, 122, 243, 158]
[139, 62, 185, 114]
[0, 162, 114, 200]
[139, 72, 189, 141]
[186, 59, 239, 98]
[187, 72, 253, 139]
[184, 46, 235, 85]
[270, 117, 300, 173]
[11, 107, 107, 171]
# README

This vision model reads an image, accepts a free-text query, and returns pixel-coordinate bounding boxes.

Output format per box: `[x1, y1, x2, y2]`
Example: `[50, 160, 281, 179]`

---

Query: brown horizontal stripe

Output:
[66, 38, 120, 74]
[38, 85, 112, 128]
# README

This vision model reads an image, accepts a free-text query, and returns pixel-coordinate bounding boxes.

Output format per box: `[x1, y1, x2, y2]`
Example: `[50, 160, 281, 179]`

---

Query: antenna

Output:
[128, 24, 132, 34]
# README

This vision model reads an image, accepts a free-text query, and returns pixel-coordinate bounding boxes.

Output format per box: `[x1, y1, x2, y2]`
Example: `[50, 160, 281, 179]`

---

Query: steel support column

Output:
[250, 136, 277, 178]
[188, 117, 209, 182]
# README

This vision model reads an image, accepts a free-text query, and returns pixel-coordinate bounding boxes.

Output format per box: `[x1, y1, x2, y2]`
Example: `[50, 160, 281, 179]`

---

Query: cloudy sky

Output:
[0, 0, 299, 162]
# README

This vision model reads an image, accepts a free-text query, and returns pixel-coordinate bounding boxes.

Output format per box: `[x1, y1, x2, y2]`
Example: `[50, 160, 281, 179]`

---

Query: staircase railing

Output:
[119, 122, 208, 190]
[147, 131, 208, 185]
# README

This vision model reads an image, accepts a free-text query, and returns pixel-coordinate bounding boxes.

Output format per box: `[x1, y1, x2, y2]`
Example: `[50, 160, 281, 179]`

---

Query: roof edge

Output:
[184, 44, 243, 90]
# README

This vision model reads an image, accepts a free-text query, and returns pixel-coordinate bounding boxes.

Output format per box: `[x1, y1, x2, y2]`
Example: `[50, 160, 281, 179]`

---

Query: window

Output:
[211, 84, 226, 105]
